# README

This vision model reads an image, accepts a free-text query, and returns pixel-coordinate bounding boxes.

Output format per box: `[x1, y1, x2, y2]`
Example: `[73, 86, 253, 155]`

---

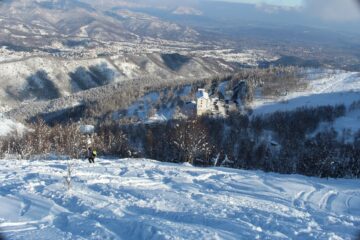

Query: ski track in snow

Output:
[0, 158, 359, 240]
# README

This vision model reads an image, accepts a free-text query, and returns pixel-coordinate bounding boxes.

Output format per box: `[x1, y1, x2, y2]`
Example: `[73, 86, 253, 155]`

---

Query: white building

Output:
[196, 89, 229, 117]
[196, 89, 211, 116]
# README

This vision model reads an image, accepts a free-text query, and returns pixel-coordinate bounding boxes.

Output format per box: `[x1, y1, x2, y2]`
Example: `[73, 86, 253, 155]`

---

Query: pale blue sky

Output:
[217, 0, 304, 7]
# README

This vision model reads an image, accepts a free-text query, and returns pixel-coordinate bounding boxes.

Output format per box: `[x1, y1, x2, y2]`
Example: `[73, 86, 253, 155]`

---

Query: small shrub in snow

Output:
[64, 160, 74, 190]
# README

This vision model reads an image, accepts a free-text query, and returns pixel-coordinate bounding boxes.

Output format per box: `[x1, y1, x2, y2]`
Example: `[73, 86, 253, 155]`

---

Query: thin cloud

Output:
[255, 3, 300, 13]
[304, 0, 360, 22]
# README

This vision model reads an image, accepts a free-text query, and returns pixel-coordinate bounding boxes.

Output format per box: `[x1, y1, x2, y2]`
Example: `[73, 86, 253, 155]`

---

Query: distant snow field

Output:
[252, 71, 360, 114]
[251, 71, 360, 140]
[0, 159, 359, 239]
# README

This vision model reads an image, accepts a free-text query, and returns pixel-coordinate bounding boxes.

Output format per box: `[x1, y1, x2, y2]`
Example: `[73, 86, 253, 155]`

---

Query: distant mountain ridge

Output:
[0, 52, 233, 107]
[0, 0, 200, 49]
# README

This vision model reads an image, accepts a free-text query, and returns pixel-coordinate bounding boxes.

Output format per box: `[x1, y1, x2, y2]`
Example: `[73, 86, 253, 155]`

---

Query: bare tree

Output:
[172, 120, 213, 164]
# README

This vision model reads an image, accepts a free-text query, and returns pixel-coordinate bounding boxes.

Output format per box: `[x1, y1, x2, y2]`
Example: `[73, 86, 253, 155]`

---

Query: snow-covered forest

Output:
[2, 68, 360, 179]
[2, 66, 359, 239]
[1, 0, 360, 238]
[1, 103, 360, 179]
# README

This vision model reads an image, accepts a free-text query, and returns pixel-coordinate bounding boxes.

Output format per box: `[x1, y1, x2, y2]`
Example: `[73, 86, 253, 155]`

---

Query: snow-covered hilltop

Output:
[0, 158, 359, 239]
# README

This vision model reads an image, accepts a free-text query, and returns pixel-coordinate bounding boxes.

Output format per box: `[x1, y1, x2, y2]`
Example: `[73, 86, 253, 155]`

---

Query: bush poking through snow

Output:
[64, 160, 74, 191]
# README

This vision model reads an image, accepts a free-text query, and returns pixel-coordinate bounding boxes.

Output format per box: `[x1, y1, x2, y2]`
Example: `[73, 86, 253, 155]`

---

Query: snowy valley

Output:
[1, 0, 360, 239]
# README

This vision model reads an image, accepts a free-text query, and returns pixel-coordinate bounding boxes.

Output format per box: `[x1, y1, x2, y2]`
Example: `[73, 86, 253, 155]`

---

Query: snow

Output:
[125, 92, 160, 120]
[250, 70, 360, 140]
[146, 113, 168, 123]
[218, 81, 229, 96]
[79, 125, 95, 135]
[117, 61, 140, 78]
[123, 91, 182, 122]
[333, 109, 360, 133]
[252, 71, 360, 115]
[310, 108, 360, 142]
[178, 85, 191, 97]
[196, 89, 209, 99]
[200, 49, 280, 66]
[0, 118, 27, 137]
[0, 158, 359, 239]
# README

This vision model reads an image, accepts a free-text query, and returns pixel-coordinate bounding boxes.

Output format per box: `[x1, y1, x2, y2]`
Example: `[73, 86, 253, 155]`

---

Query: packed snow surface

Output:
[0, 158, 359, 240]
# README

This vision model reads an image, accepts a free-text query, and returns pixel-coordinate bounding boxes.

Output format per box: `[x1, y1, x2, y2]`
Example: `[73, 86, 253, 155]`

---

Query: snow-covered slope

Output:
[251, 70, 360, 139]
[0, 158, 359, 239]
[252, 71, 360, 114]
[0, 53, 230, 107]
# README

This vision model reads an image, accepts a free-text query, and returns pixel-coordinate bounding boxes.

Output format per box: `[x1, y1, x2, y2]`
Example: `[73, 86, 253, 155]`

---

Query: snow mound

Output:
[0, 158, 359, 239]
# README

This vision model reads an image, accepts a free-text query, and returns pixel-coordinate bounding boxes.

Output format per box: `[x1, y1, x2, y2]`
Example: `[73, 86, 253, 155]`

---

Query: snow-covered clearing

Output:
[252, 71, 360, 115]
[251, 71, 360, 139]
[0, 158, 359, 239]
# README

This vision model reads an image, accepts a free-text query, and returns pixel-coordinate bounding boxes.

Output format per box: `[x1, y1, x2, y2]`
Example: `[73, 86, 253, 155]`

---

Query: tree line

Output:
[1, 103, 359, 179]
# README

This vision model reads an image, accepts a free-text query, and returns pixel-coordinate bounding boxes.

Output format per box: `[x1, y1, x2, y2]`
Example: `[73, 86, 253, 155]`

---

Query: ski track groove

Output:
[0, 159, 359, 240]
[320, 190, 338, 211]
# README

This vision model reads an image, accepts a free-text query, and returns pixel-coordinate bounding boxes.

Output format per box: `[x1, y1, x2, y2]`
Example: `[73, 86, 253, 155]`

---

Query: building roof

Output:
[196, 89, 209, 99]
